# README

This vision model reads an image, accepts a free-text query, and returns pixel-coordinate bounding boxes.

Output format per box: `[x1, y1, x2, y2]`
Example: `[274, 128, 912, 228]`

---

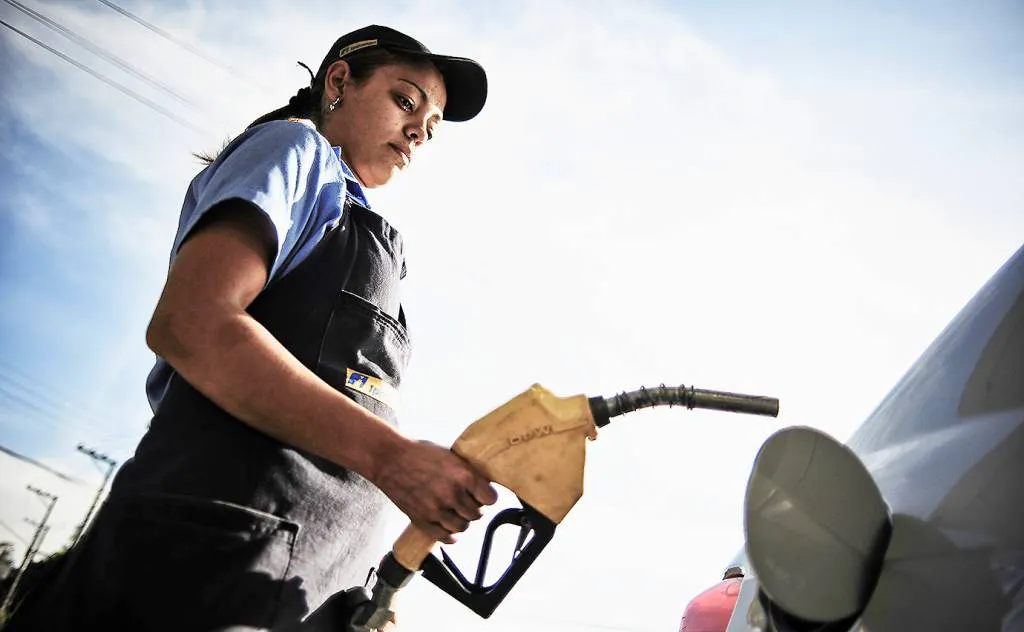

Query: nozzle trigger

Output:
[513, 519, 530, 558]
[420, 500, 556, 618]
[439, 547, 473, 587]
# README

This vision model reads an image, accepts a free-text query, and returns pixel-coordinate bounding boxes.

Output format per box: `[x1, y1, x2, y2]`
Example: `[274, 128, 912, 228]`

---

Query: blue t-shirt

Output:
[145, 119, 370, 412]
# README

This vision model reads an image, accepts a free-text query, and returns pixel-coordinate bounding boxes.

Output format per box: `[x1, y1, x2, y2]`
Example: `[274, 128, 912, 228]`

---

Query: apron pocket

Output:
[316, 290, 410, 423]
[109, 492, 302, 630]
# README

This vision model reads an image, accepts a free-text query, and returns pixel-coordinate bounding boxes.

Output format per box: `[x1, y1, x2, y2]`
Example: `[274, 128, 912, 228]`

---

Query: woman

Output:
[7, 24, 497, 631]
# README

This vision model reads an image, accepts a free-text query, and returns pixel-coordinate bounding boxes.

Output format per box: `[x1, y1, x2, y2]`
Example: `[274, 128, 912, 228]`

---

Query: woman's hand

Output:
[372, 440, 498, 544]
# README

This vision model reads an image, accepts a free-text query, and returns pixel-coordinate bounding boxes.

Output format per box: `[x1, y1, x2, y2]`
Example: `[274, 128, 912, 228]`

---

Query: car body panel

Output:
[679, 578, 743, 632]
[722, 243, 1024, 632]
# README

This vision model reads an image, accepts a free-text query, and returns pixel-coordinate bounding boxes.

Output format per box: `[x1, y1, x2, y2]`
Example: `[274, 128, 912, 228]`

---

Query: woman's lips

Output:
[389, 143, 410, 166]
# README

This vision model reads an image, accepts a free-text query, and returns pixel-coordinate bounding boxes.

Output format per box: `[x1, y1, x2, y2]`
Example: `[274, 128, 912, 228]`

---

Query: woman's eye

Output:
[396, 94, 414, 112]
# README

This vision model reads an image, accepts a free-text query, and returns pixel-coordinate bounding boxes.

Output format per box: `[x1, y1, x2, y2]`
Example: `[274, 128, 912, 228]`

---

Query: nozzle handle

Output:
[392, 523, 436, 572]
[390, 385, 596, 572]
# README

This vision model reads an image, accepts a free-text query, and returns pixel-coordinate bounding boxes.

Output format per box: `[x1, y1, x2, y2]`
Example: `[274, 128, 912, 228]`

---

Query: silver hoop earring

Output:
[328, 97, 341, 112]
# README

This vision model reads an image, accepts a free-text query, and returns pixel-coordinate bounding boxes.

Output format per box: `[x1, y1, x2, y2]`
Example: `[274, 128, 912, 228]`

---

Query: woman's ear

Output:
[323, 60, 351, 101]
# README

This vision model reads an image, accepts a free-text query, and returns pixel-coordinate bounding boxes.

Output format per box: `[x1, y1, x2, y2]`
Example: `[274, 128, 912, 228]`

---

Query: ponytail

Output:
[244, 84, 319, 130]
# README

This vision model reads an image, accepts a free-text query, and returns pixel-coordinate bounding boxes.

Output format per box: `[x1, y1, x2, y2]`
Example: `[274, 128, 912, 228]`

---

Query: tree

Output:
[0, 543, 14, 582]
[0, 547, 68, 621]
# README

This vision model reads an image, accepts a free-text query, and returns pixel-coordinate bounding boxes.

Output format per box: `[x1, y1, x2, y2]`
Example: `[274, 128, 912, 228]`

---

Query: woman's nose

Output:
[406, 120, 428, 144]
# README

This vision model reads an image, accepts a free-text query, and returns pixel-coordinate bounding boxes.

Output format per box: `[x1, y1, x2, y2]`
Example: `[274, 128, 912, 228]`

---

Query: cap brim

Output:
[401, 51, 487, 122]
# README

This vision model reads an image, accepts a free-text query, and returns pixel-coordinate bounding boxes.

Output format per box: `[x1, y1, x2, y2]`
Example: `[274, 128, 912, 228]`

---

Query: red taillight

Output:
[678, 577, 742, 632]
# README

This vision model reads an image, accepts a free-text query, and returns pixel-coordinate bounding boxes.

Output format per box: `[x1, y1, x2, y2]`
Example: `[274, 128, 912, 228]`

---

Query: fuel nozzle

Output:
[337, 381, 780, 631]
[589, 384, 780, 427]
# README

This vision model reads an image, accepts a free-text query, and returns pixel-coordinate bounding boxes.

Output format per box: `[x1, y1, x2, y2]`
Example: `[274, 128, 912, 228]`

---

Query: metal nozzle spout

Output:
[590, 384, 780, 427]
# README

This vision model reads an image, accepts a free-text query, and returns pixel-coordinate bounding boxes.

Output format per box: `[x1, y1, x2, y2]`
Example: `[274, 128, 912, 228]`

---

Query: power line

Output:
[93, 0, 276, 95]
[0, 382, 112, 445]
[0, 384, 140, 456]
[0, 363, 138, 444]
[0, 361, 82, 410]
[0, 382, 70, 426]
[3, 0, 197, 107]
[0, 358, 110, 416]
[0, 443, 90, 486]
[0, 358, 143, 433]
[0, 17, 207, 134]
[0, 376, 103, 425]
[0, 519, 29, 546]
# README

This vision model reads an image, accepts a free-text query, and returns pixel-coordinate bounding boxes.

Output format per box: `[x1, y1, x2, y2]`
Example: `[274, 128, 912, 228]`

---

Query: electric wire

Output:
[0, 381, 107, 437]
[0, 18, 206, 134]
[93, 0, 276, 95]
[3, 0, 196, 107]
[0, 367, 142, 452]
[0, 384, 89, 441]
[0, 519, 30, 546]
[0, 387, 136, 456]
[0, 444, 90, 486]
[0, 358, 126, 428]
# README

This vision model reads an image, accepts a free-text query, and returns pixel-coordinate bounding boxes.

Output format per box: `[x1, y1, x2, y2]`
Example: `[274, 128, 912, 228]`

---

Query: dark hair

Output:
[193, 48, 436, 165]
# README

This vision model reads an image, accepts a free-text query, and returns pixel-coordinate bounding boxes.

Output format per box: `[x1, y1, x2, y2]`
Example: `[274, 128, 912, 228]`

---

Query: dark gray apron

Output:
[5, 199, 411, 631]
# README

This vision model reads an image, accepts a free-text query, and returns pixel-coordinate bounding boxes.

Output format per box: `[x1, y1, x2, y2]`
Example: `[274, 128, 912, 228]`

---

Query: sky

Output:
[0, 0, 1022, 629]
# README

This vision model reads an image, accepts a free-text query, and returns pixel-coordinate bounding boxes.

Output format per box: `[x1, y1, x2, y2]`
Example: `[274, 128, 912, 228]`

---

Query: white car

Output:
[681, 243, 1024, 632]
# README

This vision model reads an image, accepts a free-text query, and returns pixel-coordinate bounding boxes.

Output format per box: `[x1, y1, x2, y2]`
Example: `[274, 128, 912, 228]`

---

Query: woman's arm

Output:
[146, 200, 495, 543]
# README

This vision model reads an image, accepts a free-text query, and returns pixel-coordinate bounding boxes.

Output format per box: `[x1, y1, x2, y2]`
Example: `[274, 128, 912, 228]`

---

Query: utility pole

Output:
[22, 520, 51, 555]
[20, 519, 51, 567]
[0, 485, 57, 615]
[69, 444, 118, 546]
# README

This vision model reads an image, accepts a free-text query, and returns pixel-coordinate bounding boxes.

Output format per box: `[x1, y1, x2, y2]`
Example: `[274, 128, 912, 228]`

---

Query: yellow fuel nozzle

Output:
[345, 382, 779, 630]
[392, 384, 596, 574]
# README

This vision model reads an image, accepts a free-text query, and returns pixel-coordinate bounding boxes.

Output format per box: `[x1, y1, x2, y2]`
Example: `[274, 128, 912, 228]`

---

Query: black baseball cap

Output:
[313, 25, 487, 122]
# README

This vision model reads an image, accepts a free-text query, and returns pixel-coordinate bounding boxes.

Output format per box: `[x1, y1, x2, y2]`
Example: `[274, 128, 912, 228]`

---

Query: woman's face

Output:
[321, 59, 447, 188]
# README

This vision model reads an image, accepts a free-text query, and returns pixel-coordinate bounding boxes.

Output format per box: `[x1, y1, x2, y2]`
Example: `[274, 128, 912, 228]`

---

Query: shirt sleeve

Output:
[173, 119, 341, 284]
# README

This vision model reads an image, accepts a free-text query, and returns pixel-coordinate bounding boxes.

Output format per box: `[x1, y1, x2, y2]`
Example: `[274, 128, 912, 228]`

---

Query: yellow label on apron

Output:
[345, 369, 399, 409]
